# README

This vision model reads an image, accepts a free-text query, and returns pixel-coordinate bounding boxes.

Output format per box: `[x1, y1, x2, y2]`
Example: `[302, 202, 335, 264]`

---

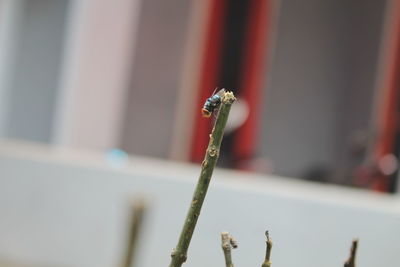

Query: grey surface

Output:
[0, 142, 399, 267]
[260, 0, 386, 179]
[3, 0, 68, 142]
[0, 0, 24, 137]
[120, 0, 192, 157]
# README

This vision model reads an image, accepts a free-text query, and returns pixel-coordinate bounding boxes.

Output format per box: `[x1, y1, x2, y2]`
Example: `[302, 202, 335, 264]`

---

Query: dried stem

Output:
[221, 232, 237, 267]
[261, 231, 273, 267]
[122, 199, 147, 267]
[344, 239, 358, 267]
[169, 91, 236, 267]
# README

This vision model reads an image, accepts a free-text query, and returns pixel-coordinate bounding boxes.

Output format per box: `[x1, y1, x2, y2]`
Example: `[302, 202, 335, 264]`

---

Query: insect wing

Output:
[215, 88, 226, 98]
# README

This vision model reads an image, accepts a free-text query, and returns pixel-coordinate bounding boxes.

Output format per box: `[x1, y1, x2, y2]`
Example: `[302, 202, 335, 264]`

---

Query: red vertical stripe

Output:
[190, 0, 227, 162]
[373, 1, 400, 191]
[376, 33, 400, 157]
[234, 0, 271, 166]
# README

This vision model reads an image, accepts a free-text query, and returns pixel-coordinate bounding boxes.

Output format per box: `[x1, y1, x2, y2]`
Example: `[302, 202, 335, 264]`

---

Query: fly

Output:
[201, 88, 225, 118]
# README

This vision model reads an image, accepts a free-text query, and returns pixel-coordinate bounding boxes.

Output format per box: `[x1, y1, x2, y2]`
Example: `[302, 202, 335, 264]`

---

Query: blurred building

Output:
[0, 0, 399, 192]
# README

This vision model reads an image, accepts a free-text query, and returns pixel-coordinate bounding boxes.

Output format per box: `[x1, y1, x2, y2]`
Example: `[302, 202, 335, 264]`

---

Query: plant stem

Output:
[344, 239, 358, 267]
[169, 91, 236, 267]
[122, 199, 147, 267]
[221, 232, 236, 267]
[261, 231, 273, 267]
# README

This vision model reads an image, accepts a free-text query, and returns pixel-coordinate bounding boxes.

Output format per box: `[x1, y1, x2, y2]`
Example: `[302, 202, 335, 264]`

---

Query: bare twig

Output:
[261, 231, 273, 267]
[122, 199, 147, 267]
[344, 239, 358, 267]
[169, 91, 236, 267]
[221, 232, 238, 267]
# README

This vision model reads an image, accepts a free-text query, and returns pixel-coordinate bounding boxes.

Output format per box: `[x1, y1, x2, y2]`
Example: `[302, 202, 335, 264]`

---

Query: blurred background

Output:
[1, 0, 400, 267]
[1, 0, 400, 192]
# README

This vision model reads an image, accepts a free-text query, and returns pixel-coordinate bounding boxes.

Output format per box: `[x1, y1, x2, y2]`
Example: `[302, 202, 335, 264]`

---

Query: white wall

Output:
[0, 141, 399, 267]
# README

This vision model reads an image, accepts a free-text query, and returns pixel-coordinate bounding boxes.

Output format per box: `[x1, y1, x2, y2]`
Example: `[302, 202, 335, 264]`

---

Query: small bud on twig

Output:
[221, 232, 237, 267]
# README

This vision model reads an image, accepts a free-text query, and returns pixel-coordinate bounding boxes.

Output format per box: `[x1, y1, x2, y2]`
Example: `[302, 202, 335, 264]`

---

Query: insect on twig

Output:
[201, 88, 226, 118]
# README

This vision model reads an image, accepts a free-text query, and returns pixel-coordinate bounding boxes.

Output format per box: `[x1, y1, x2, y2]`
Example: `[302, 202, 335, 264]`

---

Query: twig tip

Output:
[223, 91, 236, 104]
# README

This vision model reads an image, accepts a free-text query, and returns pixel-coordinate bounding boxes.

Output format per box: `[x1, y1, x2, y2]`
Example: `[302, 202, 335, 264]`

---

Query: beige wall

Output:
[53, 0, 142, 149]
[120, 0, 193, 158]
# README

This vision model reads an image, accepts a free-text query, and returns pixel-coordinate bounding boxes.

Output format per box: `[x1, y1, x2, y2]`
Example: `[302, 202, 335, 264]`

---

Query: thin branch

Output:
[169, 91, 236, 267]
[221, 232, 237, 267]
[261, 231, 273, 267]
[122, 199, 147, 267]
[344, 239, 358, 267]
